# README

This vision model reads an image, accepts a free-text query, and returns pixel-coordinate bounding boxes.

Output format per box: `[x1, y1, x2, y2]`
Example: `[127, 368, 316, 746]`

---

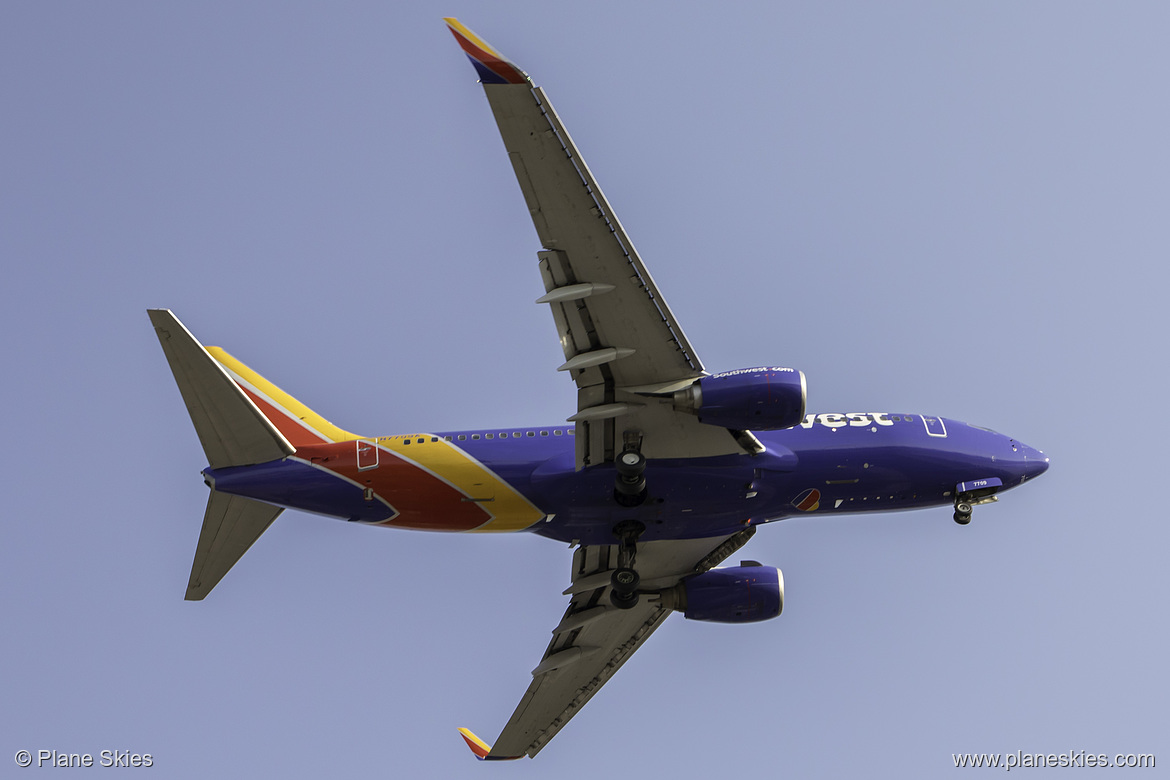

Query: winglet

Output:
[457, 728, 491, 760]
[457, 728, 523, 761]
[444, 18, 529, 85]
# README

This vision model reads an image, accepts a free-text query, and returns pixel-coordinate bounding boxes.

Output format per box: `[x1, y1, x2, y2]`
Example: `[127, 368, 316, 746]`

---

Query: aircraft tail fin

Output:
[150, 309, 362, 460]
[149, 309, 296, 468]
[187, 490, 283, 600]
[204, 346, 362, 447]
[150, 309, 364, 598]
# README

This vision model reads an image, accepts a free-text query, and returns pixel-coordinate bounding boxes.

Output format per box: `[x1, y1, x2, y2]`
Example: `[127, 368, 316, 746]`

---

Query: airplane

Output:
[148, 18, 1050, 761]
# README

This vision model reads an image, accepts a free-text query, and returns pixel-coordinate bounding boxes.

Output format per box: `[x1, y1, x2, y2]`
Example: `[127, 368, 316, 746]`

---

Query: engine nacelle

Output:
[661, 563, 784, 624]
[673, 367, 806, 430]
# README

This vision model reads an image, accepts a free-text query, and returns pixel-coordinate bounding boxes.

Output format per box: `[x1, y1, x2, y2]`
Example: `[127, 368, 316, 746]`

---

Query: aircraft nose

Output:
[1019, 443, 1049, 481]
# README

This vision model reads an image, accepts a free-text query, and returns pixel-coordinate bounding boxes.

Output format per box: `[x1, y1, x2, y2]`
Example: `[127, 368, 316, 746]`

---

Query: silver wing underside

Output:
[481, 84, 745, 469]
[488, 528, 756, 758]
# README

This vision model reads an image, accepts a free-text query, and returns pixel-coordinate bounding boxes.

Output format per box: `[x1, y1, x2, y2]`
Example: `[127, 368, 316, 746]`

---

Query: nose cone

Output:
[1019, 443, 1050, 481]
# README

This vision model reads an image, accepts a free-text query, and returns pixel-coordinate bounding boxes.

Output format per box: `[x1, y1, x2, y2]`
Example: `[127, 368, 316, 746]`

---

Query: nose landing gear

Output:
[952, 478, 1003, 525]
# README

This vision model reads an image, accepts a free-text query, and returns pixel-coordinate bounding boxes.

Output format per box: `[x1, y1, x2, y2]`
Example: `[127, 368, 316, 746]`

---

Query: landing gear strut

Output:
[610, 520, 645, 610]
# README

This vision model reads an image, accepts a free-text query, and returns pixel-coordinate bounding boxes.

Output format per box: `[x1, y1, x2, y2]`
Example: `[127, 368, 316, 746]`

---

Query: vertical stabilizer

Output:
[148, 309, 295, 468]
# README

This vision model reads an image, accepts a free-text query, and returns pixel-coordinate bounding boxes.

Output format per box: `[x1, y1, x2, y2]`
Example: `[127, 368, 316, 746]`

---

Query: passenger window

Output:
[513, 432, 521, 438]
[485, 433, 493, 439]
[471, 434, 480, 440]
[526, 431, 535, 437]
[403, 439, 410, 445]
[540, 430, 548, 436]
[554, 429, 563, 435]
[568, 429, 575, 435]
[431, 437, 437, 442]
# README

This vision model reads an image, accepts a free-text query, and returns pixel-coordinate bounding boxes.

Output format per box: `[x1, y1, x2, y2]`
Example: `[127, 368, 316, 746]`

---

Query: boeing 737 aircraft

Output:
[149, 18, 1049, 760]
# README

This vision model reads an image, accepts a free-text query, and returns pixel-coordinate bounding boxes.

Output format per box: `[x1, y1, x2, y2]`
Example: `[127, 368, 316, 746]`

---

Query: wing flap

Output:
[482, 530, 756, 758]
[482, 84, 703, 388]
[447, 20, 753, 468]
[493, 602, 670, 757]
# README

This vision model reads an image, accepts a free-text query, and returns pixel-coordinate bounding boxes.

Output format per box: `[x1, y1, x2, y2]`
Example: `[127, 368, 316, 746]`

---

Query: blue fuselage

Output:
[206, 412, 1048, 545]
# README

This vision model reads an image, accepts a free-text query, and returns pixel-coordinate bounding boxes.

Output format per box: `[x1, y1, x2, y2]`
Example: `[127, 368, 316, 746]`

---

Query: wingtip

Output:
[443, 18, 529, 85]
[457, 728, 491, 760]
[457, 728, 523, 761]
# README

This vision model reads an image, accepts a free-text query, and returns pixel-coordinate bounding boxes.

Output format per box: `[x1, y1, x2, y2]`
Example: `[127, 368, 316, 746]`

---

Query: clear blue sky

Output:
[3, 2, 1166, 777]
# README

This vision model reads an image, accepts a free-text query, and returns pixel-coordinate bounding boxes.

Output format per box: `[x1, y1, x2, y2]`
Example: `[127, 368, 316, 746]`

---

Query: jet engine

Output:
[659, 563, 784, 623]
[673, 367, 806, 430]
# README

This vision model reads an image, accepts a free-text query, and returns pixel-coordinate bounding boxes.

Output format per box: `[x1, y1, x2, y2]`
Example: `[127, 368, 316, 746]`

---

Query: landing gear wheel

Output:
[953, 500, 973, 525]
[614, 449, 647, 499]
[609, 588, 640, 609]
[611, 567, 640, 592]
[617, 451, 646, 473]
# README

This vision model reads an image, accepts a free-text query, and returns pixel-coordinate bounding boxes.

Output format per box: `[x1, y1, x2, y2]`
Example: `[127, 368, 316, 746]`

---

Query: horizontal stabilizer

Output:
[148, 309, 294, 468]
[187, 490, 283, 600]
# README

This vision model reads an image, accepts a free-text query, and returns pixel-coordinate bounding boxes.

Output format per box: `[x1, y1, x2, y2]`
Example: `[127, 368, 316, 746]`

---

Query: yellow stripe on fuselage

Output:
[207, 346, 363, 443]
[206, 346, 541, 532]
[381, 435, 545, 533]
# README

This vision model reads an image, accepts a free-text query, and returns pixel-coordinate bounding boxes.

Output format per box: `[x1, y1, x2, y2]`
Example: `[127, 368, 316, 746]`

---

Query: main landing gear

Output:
[613, 434, 647, 508]
[610, 520, 645, 610]
[611, 432, 648, 609]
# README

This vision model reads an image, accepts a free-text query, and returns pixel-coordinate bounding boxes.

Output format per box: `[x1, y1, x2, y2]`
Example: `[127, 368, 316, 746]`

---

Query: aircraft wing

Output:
[465, 528, 756, 759]
[446, 19, 747, 468]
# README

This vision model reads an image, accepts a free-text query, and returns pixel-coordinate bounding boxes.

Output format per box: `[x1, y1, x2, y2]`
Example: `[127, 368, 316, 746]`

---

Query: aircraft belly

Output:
[528, 455, 779, 545]
[204, 447, 499, 532]
[204, 459, 396, 523]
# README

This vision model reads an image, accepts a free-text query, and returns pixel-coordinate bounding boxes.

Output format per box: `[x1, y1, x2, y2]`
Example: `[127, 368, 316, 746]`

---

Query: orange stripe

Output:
[298, 442, 491, 532]
[380, 436, 544, 533]
[240, 388, 329, 448]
